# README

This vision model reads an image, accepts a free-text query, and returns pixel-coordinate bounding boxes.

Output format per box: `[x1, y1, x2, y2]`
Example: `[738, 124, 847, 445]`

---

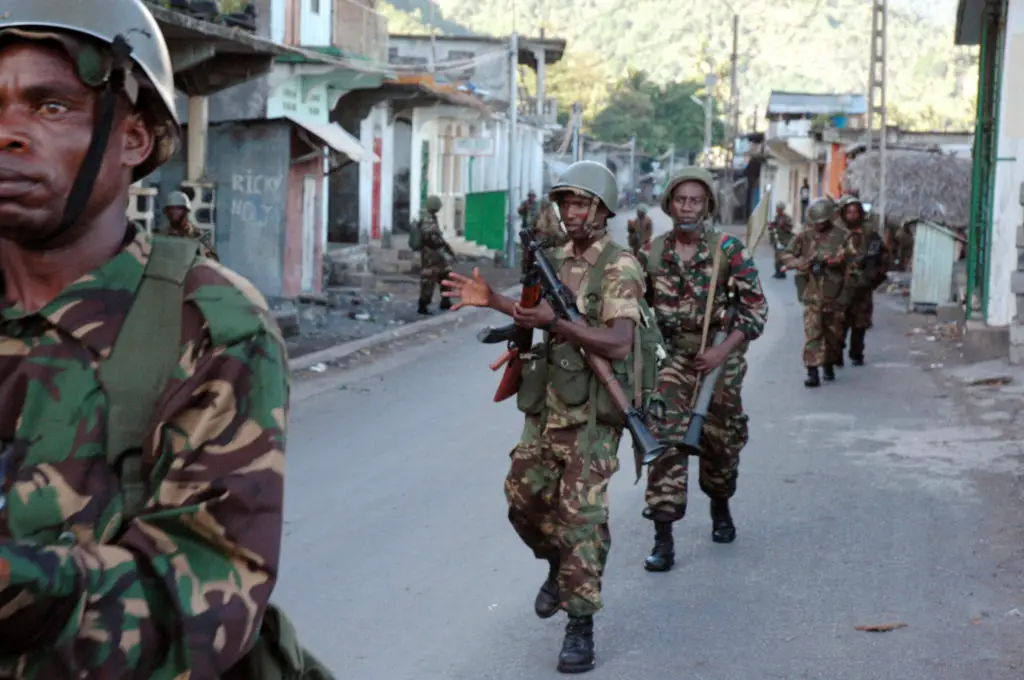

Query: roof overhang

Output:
[954, 0, 986, 45]
[331, 80, 492, 131]
[281, 114, 379, 164]
[766, 137, 815, 164]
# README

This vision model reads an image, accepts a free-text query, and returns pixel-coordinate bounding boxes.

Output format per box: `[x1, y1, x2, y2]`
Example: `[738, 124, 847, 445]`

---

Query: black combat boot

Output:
[804, 366, 820, 388]
[710, 498, 736, 544]
[417, 300, 431, 315]
[643, 521, 675, 572]
[850, 328, 866, 365]
[822, 364, 836, 381]
[534, 558, 560, 619]
[557, 615, 595, 674]
[439, 295, 453, 312]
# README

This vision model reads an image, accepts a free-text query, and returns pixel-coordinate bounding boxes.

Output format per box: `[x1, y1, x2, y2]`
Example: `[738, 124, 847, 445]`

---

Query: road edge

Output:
[288, 283, 521, 373]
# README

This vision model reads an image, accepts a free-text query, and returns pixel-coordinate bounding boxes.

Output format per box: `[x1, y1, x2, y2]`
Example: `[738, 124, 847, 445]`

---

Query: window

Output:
[311, 0, 320, 13]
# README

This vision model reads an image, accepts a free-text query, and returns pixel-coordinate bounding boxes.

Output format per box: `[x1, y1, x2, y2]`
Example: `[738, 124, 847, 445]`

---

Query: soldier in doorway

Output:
[158, 190, 217, 260]
[627, 204, 654, 257]
[418, 194, 456, 315]
[767, 202, 795, 279]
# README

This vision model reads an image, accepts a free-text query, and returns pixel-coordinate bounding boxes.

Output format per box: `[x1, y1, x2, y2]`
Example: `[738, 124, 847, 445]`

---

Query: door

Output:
[301, 175, 317, 293]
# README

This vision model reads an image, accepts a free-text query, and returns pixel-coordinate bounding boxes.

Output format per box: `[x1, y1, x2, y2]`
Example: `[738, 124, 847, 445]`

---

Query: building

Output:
[954, 0, 1024, 362]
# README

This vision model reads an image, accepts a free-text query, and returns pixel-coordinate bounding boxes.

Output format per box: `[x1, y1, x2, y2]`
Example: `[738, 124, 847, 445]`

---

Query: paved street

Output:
[277, 214, 1023, 679]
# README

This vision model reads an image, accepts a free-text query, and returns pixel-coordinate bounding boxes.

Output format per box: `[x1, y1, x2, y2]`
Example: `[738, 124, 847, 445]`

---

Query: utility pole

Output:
[726, 11, 739, 221]
[629, 134, 637, 196]
[867, 0, 888, 231]
[702, 74, 716, 168]
[505, 31, 519, 267]
[570, 102, 583, 161]
[668, 143, 675, 178]
[427, 2, 437, 74]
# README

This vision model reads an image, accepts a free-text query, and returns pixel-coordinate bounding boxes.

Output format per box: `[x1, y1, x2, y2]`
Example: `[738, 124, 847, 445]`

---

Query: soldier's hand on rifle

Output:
[442, 268, 492, 310]
[512, 298, 557, 330]
[696, 345, 729, 372]
[795, 258, 812, 273]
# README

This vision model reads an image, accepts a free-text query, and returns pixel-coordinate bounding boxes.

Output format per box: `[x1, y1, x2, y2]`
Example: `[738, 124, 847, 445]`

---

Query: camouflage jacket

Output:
[419, 212, 453, 271]
[768, 215, 795, 249]
[0, 226, 289, 677]
[782, 225, 857, 303]
[544, 233, 645, 429]
[627, 216, 653, 252]
[518, 199, 539, 228]
[638, 226, 767, 355]
[158, 218, 218, 261]
[844, 223, 891, 288]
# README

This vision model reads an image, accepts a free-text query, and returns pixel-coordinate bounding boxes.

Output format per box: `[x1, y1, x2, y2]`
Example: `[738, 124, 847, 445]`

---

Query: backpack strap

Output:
[697, 230, 731, 356]
[98, 236, 198, 524]
[645, 234, 669, 277]
[583, 241, 622, 323]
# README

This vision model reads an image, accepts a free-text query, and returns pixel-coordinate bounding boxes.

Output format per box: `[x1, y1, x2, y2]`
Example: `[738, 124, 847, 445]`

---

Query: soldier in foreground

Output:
[0, 2, 295, 677]
[836, 194, 890, 366]
[442, 161, 644, 674]
[768, 202, 795, 279]
[639, 167, 768, 571]
[158, 189, 218, 259]
[627, 204, 653, 257]
[782, 198, 855, 387]
[417, 194, 455, 315]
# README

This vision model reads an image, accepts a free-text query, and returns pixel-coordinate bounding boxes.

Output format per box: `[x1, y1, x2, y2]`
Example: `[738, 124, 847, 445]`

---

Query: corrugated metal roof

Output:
[766, 91, 867, 116]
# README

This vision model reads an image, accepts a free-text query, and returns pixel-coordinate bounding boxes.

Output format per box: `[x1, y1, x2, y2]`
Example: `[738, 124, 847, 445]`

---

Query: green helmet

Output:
[425, 195, 443, 212]
[662, 167, 717, 216]
[637, 204, 648, 214]
[776, 201, 787, 210]
[165, 191, 191, 210]
[0, 0, 180, 180]
[805, 197, 835, 225]
[549, 161, 618, 216]
[837, 194, 863, 211]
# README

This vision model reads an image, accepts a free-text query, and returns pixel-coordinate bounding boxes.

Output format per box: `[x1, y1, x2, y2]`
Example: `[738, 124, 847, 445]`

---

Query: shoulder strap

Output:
[646, 234, 669, 276]
[98, 236, 198, 523]
[584, 241, 622, 322]
[698, 231, 731, 355]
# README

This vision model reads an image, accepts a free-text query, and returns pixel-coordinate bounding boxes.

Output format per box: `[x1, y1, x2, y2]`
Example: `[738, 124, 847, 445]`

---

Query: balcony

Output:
[332, 0, 389, 62]
[518, 96, 559, 125]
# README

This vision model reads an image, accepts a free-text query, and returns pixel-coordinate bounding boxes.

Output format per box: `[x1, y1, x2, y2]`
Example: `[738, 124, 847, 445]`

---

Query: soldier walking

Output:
[417, 194, 456, 315]
[639, 168, 768, 571]
[836, 195, 890, 366]
[0, 2, 294, 676]
[768, 202, 795, 279]
[158, 190, 218, 260]
[442, 161, 644, 674]
[627, 204, 653, 257]
[782, 198, 856, 387]
[518, 189, 540, 231]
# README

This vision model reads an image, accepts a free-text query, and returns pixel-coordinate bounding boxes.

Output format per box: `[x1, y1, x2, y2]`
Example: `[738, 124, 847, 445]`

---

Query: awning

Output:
[766, 137, 815, 164]
[281, 115, 379, 163]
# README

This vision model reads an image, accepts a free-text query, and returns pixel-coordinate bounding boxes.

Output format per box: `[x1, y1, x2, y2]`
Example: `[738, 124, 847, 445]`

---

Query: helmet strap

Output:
[26, 35, 134, 249]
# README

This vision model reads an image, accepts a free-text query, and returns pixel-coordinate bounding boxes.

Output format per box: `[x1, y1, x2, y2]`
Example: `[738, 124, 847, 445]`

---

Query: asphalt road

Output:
[277, 212, 1023, 680]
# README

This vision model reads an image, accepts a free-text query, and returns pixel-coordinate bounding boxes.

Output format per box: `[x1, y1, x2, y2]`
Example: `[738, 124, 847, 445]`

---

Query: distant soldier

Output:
[627, 204, 653, 256]
[417, 195, 456, 315]
[518, 190, 540, 231]
[158, 190, 218, 260]
[639, 167, 768, 571]
[767, 202, 795, 279]
[836, 195, 890, 366]
[532, 196, 569, 249]
[782, 198, 856, 387]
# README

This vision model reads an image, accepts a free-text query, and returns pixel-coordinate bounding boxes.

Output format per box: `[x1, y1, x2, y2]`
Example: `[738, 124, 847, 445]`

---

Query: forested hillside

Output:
[378, 0, 977, 152]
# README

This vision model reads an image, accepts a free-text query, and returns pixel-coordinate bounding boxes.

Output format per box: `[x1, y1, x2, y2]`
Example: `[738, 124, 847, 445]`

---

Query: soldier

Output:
[158, 190, 218, 260]
[782, 198, 856, 387]
[442, 161, 643, 674]
[627, 204, 654, 257]
[418, 194, 456, 315]
[0, 1, 293, 677]
[518, 189, 540, 231]
[639, 167, 768, 571]
[768, 202, 795, 279]
[836, 194, 890, 366]
[533, 196, 569, 249]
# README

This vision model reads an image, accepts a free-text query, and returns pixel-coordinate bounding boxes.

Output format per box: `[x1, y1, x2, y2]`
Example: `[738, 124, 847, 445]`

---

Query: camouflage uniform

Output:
[0, 225, 289, 677]
[506, 232, 644, 618]
[626, 211, 653, 257]
[533, 199, 569, 249]
[639, 225, 767, 524]
[519, 195, 540, 231]
[418, 207, 454, 314]
[783, 198, 856, 386]
[158, 217, 218, 260]
[768, 209, 795, 278]
[838, 197, 891, 365]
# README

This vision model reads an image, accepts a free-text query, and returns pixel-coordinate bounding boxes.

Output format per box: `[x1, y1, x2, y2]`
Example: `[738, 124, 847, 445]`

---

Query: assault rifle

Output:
[676, 306, 737, 457]
[479, 229, 666, 466]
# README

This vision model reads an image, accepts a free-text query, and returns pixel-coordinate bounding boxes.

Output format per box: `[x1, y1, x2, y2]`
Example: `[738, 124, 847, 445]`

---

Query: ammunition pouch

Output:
[515, 343, 549, 415]
[548, 342, 590, 407]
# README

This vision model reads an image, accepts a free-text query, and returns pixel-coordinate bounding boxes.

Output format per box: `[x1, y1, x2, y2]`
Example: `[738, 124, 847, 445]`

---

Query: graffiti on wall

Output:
[230, 170, 284, 228]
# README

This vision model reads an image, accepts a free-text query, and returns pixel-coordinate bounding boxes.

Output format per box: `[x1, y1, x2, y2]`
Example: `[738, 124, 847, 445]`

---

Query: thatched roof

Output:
[843, 149, 971, 227]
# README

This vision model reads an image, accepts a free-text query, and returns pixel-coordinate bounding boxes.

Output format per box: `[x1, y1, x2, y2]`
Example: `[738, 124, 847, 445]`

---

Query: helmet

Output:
[0, 0, 180, 179]
[837, 194, 863, 212]
[776, 201, 787, 210]
[637, 203, 648, 214]
[425, 195, 443, 212]
[165, 191, 192, 210]
[805, 197, 835, 225]
[662, 167, 717, 216]
[549, 161, 618, 216]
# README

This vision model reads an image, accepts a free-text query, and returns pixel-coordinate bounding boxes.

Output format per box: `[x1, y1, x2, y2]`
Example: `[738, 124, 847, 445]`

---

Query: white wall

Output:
[270, 0, 286, 44]
[388, 37, 509, 98]
[989, 3, 1024, 326]
[300, 0, 332, 46]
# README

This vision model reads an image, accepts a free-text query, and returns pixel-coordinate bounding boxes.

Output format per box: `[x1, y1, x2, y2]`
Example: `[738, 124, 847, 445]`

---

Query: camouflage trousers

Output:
[803, 302, 846, 367]
[644, 352, 749, 523]
[844, 288, 874, 330]
[419, 266, 451, 306]
[505, 415, 622, 617]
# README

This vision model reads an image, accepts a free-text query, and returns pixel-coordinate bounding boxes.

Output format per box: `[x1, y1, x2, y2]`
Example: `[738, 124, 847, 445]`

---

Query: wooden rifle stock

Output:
[489, 281, 543, 402]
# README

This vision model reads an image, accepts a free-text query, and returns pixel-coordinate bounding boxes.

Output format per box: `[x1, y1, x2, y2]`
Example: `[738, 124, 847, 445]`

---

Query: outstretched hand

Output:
[442, 268, 492, 311]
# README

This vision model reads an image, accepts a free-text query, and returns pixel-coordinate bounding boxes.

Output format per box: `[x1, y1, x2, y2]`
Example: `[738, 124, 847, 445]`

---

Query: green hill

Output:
[379, 0, 977, 139]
